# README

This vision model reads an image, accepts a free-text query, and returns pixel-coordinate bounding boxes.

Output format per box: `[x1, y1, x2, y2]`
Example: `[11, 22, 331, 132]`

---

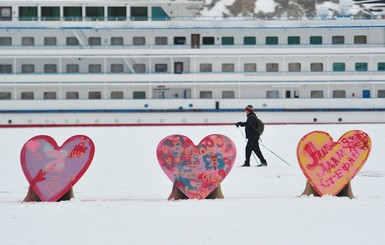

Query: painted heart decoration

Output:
[297, 130, 371, 196]
[20, 135, 95, 202]
[156, 134, 236, 199]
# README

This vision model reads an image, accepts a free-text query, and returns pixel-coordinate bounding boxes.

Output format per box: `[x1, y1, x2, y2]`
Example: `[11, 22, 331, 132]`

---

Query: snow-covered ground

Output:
[1, 123, 385, 244]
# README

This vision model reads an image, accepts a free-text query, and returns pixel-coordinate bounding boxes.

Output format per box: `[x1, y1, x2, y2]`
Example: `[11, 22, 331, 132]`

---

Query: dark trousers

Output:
[245, 139, 266, 164]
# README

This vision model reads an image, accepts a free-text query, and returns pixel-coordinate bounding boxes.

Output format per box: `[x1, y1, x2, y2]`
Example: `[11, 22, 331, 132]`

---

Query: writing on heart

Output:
[297, 130, 371, 196]
[21, 135, 95, 202]
[157, 134, 236, 199]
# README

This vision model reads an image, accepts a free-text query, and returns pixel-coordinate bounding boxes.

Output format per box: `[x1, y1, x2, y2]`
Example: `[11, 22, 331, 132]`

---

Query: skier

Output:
[235, 105, 267, 167]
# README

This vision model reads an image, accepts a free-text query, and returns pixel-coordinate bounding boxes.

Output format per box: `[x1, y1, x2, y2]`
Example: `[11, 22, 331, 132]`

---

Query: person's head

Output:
[245, 105, 253, 114]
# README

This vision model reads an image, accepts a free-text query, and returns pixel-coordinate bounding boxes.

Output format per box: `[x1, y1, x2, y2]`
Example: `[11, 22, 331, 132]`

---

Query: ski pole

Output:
[258, 141, 291, 166]
[236, 124, 291, 166]
[237, 126, 259, 164]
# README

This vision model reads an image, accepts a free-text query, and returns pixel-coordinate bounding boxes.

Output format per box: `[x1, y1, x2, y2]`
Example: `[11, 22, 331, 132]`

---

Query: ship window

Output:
[89, 64, 102, 73]
[89, 91, 101, 99]
[310, 36, 322, 45]
[133, 37, 145, 45]
[311, 90, 324, 98]
[288, 36, 300, 45]
[155, 64, 168, 73]
[0, 7, 12, 21]
[64, 7, 82, 21]
[111, 91, 124, 99]
[21, 92, 34, 100]
[244, 63, 256, 72]
[333, 63, 345, 71]
[44, 37, 57, 46]
[41, 7, 60, 21]
[174, 37, 186, 45]
[200, 63, 212, 72]
[333, 90, 346, 98]
[44, 92, 57, 100]
[222, 63, 234, 72]
[131, 7, 148, 21]
[311, 63, 323, 71]
[266, 63, 279, 72]
[66, 91, 79, 99]
[66, 37, 79, 45]
[66, 64, 79, 73]
[134, 64, 146, 73]
[355, 62, 368, 71]
[222, 91, 235, 98]
[111, 64, 123, 73]
[0, 37, 11, 45]
[155, 37, 168, 45]
[22, 37, 34, 46]
[244, 36, 256, 45]
[378, 90, 385, 98]
[44, 64, 57, 73]
[202, 37, 215, 45]
[152, 7, 169, 21]
[288, 63, 301, 72]
[0, 92, 11, 99]
[266, 90, 279, 98]
[266, 36, 278, 45]
[89, 37, 101, 46]
[378, 62, 385, 71]
[222, 37, 234, 45]
[332, 36, 344, 44]
[19, 7, 37, 21]
[22, 64, 34, 73]
[111, 37, 123, 45]
[86, 7, 104, 21]
[354, 35, 367, 44]
[133, 91, 146, 99]
[200, 91, 212, 99]
[108, 7, 126, 21]
[0, 64, 12, 73]
[174, 62, 183, 74]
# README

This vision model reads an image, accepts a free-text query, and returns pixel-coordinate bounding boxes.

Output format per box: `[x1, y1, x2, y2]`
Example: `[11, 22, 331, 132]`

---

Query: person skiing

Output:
[235, 105, 267, 167]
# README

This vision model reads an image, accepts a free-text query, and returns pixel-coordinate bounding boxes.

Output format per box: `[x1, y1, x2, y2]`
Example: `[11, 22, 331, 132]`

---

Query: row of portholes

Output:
[3, 117, 210, 124]
[143, 104, 194, 110]
[3, 118, 345, 125]
[313, 118, 343, 122]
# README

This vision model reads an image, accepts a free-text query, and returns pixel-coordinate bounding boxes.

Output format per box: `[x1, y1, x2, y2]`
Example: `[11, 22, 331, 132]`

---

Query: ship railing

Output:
[1, 14, 384, 28]
[5, 14, 383, 21]
[1, 43, 385, 50]
[2, 78, 385, 101]
[1, 70, 384, 79]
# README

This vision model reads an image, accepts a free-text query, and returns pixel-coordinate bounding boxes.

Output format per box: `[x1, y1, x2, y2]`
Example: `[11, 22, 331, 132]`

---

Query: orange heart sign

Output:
[297, 130, 371, 196]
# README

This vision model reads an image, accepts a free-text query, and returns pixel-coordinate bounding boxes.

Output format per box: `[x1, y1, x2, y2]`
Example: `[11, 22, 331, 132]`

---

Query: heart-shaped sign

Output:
[297, 130, 371, 196]
[156, 134, 236, 199]
[20, 135, 95, 202]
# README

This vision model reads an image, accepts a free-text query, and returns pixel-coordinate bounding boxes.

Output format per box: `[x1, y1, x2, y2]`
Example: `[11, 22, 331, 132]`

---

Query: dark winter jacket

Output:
[239, 112, 260, 140]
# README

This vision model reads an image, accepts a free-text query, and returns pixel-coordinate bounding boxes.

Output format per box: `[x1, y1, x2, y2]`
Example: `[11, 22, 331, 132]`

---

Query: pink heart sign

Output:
[156, 134, 236, 199]
[297, 130, 371, 196]
[20, 135, 95, 202]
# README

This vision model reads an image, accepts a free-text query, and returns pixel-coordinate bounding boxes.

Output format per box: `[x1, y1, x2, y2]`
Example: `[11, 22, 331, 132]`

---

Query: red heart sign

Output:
[20, 135, 95, 202]
[156, 134, 236, 199]
[297, 130, 371, 196]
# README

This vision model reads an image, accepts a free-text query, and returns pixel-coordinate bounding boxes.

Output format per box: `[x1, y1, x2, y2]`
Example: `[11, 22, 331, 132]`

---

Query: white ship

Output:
[1, 0, 385, 126]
